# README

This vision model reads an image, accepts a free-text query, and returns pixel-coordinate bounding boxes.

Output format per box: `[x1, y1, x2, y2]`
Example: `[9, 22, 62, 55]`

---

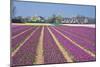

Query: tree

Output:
[12, 16, 23, 23]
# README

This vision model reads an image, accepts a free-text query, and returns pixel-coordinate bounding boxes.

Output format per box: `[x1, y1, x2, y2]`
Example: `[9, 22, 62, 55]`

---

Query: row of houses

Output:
[12, 16, 45, 23]
[12, 15, 95, 24]
[61, 16, 89, 24]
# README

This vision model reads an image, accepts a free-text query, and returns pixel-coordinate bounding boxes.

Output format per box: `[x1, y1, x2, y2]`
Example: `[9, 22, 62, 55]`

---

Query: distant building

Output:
[61, 16, 89, 24]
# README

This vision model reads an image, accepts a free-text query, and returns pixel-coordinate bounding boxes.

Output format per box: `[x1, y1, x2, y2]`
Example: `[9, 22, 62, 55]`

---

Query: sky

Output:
[12, 1, 96, 18]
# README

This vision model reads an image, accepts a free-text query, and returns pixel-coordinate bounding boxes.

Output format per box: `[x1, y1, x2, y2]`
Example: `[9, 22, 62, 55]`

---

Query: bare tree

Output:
[12, 6, 16, 18]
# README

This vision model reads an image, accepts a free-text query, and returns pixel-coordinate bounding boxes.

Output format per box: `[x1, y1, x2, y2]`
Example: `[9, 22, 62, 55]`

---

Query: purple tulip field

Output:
[11, 24, 96, 66]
